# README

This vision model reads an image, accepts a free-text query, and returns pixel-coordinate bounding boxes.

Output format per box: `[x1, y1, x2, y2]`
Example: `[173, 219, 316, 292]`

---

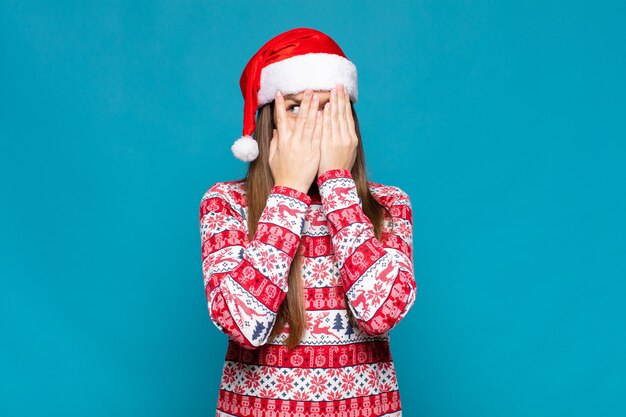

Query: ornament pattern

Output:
[199, 169, 417, 416]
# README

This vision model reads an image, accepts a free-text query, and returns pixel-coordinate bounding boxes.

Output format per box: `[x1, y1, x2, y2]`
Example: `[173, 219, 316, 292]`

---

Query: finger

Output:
[330, 87, 340, 142]
[344, 89, 357, 143]
[269, 128, 278, 160]
[311, 110, 322, 151]
[337, 85, 350, 144]
[321, 102, 331, 148]
[293, 89, 313, 141]
[344, 89, 355, 131]
[302, 93, 320, 142]
[274, 90, 289, 138]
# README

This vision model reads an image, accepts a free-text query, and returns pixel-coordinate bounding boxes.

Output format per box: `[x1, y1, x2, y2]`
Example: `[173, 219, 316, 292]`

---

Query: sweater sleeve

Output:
[199, 182, 312, 349]
[316, 169, 418, 336]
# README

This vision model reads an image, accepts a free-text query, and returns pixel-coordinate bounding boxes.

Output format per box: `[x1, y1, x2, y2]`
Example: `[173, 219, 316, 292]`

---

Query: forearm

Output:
[317, 169, 417, 335]
[201, 184, 312, 348]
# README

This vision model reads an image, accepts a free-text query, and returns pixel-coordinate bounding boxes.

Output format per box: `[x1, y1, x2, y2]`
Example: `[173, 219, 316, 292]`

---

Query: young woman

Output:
[199, 28, 418, 417]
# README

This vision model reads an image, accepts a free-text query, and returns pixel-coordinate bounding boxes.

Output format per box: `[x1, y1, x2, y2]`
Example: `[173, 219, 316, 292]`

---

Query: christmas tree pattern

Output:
[345, 320, 354, 338]
[251, 320, 266, 342]
[332, 312, 344, 332]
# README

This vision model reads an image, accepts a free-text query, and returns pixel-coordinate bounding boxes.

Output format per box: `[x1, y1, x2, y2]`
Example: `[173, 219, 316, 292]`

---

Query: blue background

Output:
[1, 1, 625, 416]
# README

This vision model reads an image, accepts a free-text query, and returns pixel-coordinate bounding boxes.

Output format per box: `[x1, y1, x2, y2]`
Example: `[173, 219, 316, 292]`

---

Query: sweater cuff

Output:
[271, 185, 312, 206]
[316, 169, 353, 188]
[317, 169, 361, 215]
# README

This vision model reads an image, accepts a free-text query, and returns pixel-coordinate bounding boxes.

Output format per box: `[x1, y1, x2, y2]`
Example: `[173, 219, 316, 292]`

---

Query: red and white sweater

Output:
[199, 168, 418, 417]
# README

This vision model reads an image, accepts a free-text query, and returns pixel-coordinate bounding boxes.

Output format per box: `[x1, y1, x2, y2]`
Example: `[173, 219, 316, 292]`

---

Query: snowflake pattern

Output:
[220, 361, 398, 401]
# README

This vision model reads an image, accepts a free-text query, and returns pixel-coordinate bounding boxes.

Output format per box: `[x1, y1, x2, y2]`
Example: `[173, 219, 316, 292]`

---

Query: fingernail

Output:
[277, 90, 282, 98]
[305, 89, 312, 96]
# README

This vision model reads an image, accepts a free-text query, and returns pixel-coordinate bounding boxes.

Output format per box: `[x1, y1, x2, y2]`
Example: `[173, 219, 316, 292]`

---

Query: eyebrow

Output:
[284, 90, 327, 101]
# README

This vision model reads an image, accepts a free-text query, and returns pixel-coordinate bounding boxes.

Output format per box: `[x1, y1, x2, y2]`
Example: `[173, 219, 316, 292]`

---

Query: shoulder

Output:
[199, 179, 247, 216]
[367, 180, 411, 209]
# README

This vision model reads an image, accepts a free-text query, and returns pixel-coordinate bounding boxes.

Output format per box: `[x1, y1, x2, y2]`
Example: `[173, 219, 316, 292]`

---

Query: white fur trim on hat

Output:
[257, 53, 358, 106]
[231, 135, 259, 162]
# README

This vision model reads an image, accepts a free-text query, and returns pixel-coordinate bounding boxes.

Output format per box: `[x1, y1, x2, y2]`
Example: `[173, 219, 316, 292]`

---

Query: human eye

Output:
[287, 104, 300, 114]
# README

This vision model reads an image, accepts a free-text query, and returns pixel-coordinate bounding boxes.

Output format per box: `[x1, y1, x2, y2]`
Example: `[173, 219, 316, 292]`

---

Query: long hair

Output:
[242, 99, 392, 349]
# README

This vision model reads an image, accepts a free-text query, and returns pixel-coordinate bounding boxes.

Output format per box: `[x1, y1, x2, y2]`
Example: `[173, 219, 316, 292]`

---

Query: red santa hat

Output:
[231, 27, 358, 162]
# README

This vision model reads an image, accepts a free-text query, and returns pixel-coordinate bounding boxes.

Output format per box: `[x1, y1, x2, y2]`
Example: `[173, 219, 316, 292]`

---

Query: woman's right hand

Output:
[269, 89, 322, 194]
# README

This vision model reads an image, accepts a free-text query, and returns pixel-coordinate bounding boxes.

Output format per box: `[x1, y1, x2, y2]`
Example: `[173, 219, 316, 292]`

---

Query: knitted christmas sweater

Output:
[199, 168, 418, 417]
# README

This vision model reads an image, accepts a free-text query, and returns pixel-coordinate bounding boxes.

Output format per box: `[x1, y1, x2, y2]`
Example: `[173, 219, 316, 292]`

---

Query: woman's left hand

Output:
[317, 84, 358, 178]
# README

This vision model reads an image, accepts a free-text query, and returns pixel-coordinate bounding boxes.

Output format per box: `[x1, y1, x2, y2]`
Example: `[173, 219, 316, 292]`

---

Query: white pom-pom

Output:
[231, 135, 259, 162]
